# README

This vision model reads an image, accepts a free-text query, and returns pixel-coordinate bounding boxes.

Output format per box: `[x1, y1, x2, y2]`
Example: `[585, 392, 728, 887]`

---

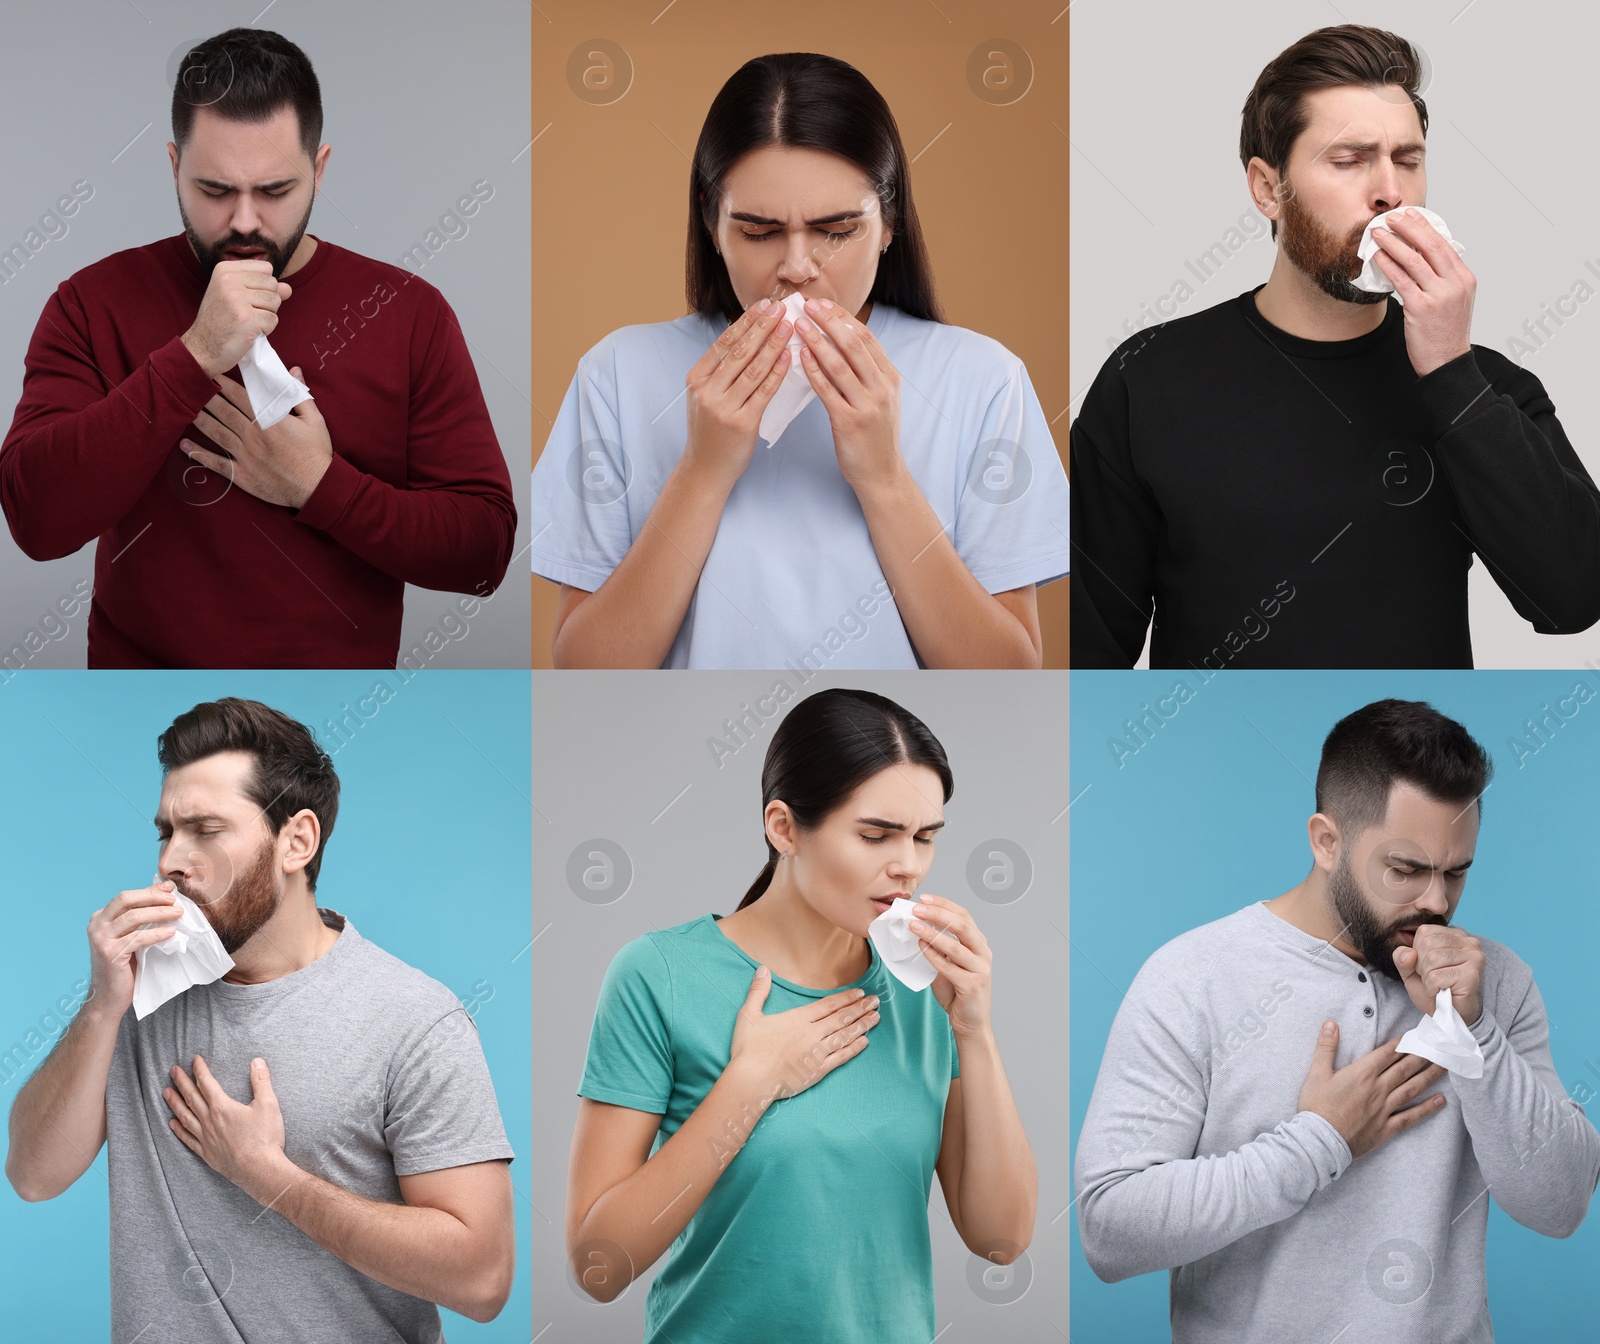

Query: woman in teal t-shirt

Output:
[566, 688, 1038, 1342]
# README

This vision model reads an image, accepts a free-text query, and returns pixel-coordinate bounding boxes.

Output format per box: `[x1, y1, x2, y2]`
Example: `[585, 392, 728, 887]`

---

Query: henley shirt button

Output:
[1358, 972, 1367, 982]
[1362, 1005, 1374, 1017]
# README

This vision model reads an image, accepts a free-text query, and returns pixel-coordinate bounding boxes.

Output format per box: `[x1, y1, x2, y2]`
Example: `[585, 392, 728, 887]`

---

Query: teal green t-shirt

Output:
[579, 913, 960, 1343]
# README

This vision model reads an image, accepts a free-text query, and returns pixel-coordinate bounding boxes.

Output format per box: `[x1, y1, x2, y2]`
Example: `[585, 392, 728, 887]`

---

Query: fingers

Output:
[122, 925, 180, 955]
[816, 991, 879, 1030]
[821, 1004, 879, 1054]
[168, 1062, 205, 1115]
[1388, 1061, 1447, 1106]
[249, 1058, 276, 1107]
[795, 314, 859, 402]
[731, 317, 793, 410]
[739, 966, 773, 1022]
[1386, 1089, 1448, 1138]
[693, 300, 775, 388]
[163, 1079, 202, 1134]
[808, 985, 870, 1020]
[803, 300, 881, 386]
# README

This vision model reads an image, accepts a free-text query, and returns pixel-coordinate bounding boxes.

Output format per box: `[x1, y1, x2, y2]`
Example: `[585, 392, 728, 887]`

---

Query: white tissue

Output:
[867, 897, 937, 992]
[132, 892, 235, 1020]
[757, 293, 838, 448]
[1396, 987, 1484, 1079]
[237, 333, 312, 430]
[1351, 207, 1466, 305]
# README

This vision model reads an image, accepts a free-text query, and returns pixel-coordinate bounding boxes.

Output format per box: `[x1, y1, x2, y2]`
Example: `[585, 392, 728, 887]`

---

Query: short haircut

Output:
[157, 698, 340, 890]
[171, 27, 323, 163]
[1315, 699, 1491, 843]
[1240, 25, 1429, 240]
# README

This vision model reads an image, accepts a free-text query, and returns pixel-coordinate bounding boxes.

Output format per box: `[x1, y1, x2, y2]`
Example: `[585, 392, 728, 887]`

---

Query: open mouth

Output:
[870, 894, 909, 915]
[224, 247, 267, 259]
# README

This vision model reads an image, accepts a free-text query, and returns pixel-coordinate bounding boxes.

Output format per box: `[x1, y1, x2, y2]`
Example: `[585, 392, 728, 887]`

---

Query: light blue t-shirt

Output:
[529, 305, 1070, 668]
[579, 913, 960, 1343]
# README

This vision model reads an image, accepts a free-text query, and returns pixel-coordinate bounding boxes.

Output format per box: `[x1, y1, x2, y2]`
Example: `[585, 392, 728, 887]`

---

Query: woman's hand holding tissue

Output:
[682, 298, 795, 492]
[1392, 923, 1485, 1030]
[907, 894, 994, 1040]
[725, 970, 880, 1101]
[181, 366, 332, 509]
[1367, 207, 1477, 378]
[85, 878, 185, 1020]
[181, 257, 292, 378]
[165, 1055, 289, 1204]
[793, 297, 905, 497]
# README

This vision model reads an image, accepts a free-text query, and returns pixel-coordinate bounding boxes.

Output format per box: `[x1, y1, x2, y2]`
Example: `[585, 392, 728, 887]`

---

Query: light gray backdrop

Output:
[531, 669, 1071, 1341]
[0, 0, 531, 668]
[1070, 0, 1600, 669]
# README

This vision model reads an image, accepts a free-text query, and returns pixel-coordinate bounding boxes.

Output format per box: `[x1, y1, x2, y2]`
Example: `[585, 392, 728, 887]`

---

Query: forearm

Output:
[293, 453, 516, 595]
[951, 1030, 1036, 1253]
[1451, 1010, 1600, 1236]
[250, 1156, 507, 1322]
[1076, 1110, 1349, 1282]
[572, 1064, 776, 1296]
[856, 468, 1040, 668]
[1423, 353, 1600, 631]
[553, 458, 734, 668]
[5, 999, 120, 1200]
[1, 332, 218, 561]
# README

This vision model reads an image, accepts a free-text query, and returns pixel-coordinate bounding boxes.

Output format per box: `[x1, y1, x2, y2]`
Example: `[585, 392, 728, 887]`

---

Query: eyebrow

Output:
[1322, 141, 1426, 158]
[857, 816, 946, 833]
[154, 810, 229, 829]
[191, 177, 299, 192]
[729, 210, 866, 227]
[1385, 852, 1472, 872]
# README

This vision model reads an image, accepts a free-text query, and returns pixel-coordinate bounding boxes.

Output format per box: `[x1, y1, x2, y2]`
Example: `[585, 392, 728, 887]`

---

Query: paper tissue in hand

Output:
[757, 292, 839, 449]
[132, 892, 235, 1020]
[1351, 207, 1466, 305]
[867, 897, 937, 992]
[238, 333, 312, 430]
[1396, 987, 1484, 1079]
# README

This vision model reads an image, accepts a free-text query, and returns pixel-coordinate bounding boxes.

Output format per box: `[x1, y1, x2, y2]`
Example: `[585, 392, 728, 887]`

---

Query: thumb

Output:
[250, 1057, 277, 1107]
[1392, 946, 1431, 1010]
[1308, 1019, 1339, 1079]
[742, 965, 772, 1014]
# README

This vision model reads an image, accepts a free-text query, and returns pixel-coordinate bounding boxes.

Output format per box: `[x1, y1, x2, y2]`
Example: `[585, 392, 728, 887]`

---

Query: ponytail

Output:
[736, 851, 778, 911]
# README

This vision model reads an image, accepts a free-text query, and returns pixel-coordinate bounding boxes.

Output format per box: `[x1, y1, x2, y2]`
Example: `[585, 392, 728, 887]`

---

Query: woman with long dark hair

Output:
[529, 54, 1070, 668]
[565, 688, 1037, 1341]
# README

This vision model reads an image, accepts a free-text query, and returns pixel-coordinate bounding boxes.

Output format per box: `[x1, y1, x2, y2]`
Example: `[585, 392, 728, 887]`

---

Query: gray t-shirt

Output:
[1075, 900, 1600, 1343]
[106, 908, 514, 1343]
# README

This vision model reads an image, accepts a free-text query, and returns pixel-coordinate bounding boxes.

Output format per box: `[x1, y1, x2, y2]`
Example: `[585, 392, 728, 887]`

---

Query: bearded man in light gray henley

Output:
[1075, 699, 1600, 1343]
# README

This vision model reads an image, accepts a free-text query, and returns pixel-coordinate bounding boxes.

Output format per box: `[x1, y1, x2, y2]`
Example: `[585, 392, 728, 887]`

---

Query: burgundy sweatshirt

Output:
[0, 233, 517, 668]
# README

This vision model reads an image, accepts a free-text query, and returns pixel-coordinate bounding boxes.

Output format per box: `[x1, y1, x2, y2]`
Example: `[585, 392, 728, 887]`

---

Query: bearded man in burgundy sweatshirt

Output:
[0, 27, 517, 668]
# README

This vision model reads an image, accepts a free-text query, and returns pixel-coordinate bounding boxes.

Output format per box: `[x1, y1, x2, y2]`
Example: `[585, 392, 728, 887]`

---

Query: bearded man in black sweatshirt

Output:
[1070, 24, 1600, 669]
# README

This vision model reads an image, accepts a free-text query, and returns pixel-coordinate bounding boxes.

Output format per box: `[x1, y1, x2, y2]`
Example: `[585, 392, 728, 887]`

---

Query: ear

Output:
[763, 800, 796, 856]
[1306, 811, 1341, 874]
[1244, 155, 1282, 223]
[278, 808, 322, 879]
[167, 142, 180, 181]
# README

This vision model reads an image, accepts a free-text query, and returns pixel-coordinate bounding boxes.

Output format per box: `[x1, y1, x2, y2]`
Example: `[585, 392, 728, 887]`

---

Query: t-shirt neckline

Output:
[1235, 283, 1402, 361]
[207, 906, 355, 1001]
[706, 911, 882, 997]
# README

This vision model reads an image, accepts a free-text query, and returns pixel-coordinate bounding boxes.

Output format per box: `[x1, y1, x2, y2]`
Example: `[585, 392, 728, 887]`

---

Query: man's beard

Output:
[1278, 180, 1390, 307]
[179, 193, 313, 280]
[1328, 851, 1448, 980]
[177, 834, 284, 955]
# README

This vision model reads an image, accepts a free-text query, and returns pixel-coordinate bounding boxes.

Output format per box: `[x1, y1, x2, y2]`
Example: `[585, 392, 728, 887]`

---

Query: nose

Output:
[1412, 874, 1450, 918]
[776, 231, 820, 287]
[229, 195, 263, 238]
[1371, 158, 1405, 215]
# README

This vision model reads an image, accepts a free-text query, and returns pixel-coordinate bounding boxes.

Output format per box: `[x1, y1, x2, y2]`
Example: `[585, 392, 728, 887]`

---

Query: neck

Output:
[1265, 869, 1365, 964]
[1253, 252, 1388, 342]
[222, 884, 339, 985]
[281, 233, 318, 279]
[724, 873, 869, 987]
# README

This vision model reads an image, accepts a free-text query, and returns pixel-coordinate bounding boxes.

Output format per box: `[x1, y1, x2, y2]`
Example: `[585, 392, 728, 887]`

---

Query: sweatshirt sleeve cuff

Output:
[1469, 1006, 1500, 1046]
[1291, 1109, 1354, 1185]
[148, 334, 221, 411]
[1416, 349, 1497, 442]
[294, 451, 364, 531]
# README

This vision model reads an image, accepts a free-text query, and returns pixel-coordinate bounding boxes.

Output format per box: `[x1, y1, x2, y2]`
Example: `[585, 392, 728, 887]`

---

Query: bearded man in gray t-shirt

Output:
[4, 697, 515, 1342]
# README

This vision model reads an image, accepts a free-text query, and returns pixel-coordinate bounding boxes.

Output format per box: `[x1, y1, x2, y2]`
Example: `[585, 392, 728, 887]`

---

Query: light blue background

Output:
[0, 670, 531, 1341]
[1070, 670, 1600, 1343]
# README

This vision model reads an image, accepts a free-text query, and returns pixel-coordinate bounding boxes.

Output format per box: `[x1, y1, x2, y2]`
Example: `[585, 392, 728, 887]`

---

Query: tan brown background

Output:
[530, 0, 1068, 667]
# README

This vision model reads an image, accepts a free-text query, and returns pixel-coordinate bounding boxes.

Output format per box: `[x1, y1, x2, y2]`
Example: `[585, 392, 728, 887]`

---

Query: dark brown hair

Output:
[157, 698, 340, 890]
[1240, 25, 1429, 240]
[172, 28, 323, 163]
[687, 53, 943, 326]
[1315, 699, 1490, 843]
[736, 688, 953, 911]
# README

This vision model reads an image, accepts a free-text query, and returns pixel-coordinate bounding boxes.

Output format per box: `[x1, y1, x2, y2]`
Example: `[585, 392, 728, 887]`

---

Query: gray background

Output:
[0, 0, 531, 668]
[531, 670, 1070, 1341]
[1070, 0, 1600, 669]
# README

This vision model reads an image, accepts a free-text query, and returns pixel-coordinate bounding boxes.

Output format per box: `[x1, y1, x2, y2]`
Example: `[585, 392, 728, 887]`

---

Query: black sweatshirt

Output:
[1070, 286, 1600, 668]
